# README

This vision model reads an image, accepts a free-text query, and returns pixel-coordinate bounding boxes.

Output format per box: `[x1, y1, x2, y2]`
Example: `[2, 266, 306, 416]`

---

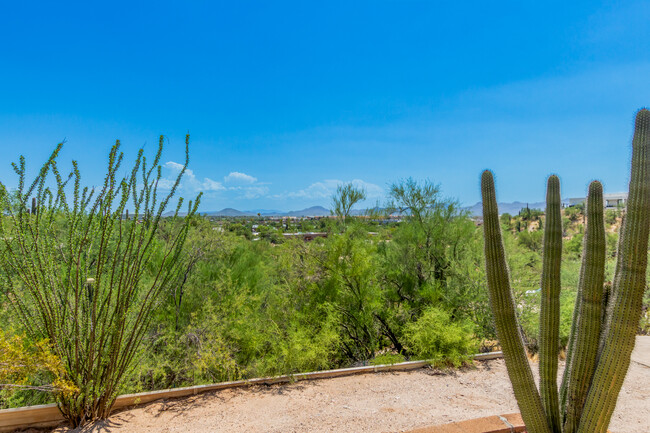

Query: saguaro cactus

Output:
[481, 108, 650, 433]
[539, 175, 562, 433]
[561, 181, 606, 433]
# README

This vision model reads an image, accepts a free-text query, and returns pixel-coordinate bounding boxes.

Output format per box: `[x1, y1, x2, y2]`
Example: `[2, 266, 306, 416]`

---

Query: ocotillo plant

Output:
[480, 108, 650, 433]
[0, 136, 201, 427]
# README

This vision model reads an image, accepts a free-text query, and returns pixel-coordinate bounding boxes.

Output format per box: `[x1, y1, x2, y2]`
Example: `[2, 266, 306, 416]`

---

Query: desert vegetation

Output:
[0, 131, 649, 429]
[481, 108, 650, 433]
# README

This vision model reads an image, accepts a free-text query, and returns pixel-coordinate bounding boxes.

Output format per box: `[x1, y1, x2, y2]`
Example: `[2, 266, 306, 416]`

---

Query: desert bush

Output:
[564, 204, 583, 222]
[0, 137, 199, 427]
[403, 306, 478, 367]
[518, 289, 576, 354]
[0, 329, 76, 408]
[134, 320, 239, 391]
[518, 229, 543, 251]
[564, 233, 584, 256]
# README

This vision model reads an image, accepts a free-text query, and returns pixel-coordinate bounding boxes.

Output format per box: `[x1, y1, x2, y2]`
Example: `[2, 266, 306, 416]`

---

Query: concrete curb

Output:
[405, 413, 614, 433]
[405, 413, 525, 433]
[0, 351, 502, 432]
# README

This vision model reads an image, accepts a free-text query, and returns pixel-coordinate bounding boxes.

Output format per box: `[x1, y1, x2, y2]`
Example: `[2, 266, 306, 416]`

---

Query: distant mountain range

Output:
[165, 200, 572, 218]
[465, 199, 571, 217]
[196, 205, 331, 217]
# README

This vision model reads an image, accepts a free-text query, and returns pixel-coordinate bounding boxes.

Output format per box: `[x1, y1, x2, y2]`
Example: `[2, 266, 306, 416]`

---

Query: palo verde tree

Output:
[384, 178, 477, 308]
[0, 136, 200, 427]
[331, 182, 366, 225]
[375, 178, 486, 350]
[480, 108, 650, 433]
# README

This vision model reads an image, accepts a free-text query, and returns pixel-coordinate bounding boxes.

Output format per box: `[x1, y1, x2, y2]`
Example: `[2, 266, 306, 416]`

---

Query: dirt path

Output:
[51, 337, 649, 433]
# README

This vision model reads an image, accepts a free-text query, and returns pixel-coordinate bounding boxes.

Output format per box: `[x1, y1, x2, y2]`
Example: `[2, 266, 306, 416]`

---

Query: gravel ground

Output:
[47, 337, 649, 433]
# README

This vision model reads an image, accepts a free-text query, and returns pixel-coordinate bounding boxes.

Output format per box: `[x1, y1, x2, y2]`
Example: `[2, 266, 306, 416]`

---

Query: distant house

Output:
[567, 193, 627, 208]
[603, 193, 627, 208]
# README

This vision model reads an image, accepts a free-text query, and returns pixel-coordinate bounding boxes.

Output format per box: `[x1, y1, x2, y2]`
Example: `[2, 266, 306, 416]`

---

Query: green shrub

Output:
[564, 233, 584, 256]
[518, 230, 543, 251]
[403, 306, 478, 367]
[133, 323, 239, 392]
[369, 352, 406, 365]
[565, 204, 583, 222]
[519, 289, 576, 353]
[605, 209, 618, 225]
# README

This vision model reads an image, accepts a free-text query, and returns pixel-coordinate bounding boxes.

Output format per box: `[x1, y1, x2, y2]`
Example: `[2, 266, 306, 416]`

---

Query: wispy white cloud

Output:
[239, 186, 270, 199]
[202, 178, 226, 191]
[221, 171, 268, 198]
[224, 171, 258, 185]
[161, 161, 225, 192]
[160, 164, 269, 200]
[165, 161, 186, 172]
[278, 179, 383, 201]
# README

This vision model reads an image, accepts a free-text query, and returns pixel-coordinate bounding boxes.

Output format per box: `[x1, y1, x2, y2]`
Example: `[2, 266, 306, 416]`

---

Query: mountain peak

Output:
[199, 206, 331, 217]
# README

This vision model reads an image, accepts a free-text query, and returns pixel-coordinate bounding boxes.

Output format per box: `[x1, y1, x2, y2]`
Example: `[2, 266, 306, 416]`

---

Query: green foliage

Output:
[0, 137, 199, 427]
[116, 179, 495, 390]
[564, 205, 583, 222]
[564, 233, 584, 256]
[403, 306, 478, 367]
[319, 227, 383, 361]
[331, 183, 366, 224]
[518, 229, 544, 252]
[134, 322, 239, 391]
[605, 232, 618, 258]
[159, 234, 343, 379]
[2, 142, 645, 433]
[518, 289, 577, 353]
[369, 352, 406, 366]
[11, 140, 648, 431]
[604, 209, 618, 225]
[520, 207, 544, 221]
[381, 178, 491, 342]
[0, 329, 77, 403]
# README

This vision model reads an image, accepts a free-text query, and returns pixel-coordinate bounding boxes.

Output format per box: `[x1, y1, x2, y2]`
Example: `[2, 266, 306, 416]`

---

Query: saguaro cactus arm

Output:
[538, 175, 562, 433]
[481, 170, 552, 433]
[577, 108, 650, 433]
[562, 181, 606, 433]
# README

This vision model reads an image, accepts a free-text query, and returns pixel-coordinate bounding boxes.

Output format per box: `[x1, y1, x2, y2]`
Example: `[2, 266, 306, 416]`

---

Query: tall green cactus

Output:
[562, 181, 606, 433]
[482, 170, 552, 433]
[576, 109, 650, 432]
[481, 108, 650, 433]
[539, 175, 562, 433]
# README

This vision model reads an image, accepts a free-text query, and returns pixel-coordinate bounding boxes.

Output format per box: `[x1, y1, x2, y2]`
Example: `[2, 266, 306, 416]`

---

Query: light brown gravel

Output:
[49, 338, 649, 433]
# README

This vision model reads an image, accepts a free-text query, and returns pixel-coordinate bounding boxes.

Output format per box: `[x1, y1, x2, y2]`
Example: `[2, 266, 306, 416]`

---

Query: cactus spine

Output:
[481, 108, 650, 433]
[539, 175, 562, 433]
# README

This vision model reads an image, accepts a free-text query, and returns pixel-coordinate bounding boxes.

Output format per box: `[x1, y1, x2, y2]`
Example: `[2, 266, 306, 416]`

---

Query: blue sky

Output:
[1, 1, 649, 211]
